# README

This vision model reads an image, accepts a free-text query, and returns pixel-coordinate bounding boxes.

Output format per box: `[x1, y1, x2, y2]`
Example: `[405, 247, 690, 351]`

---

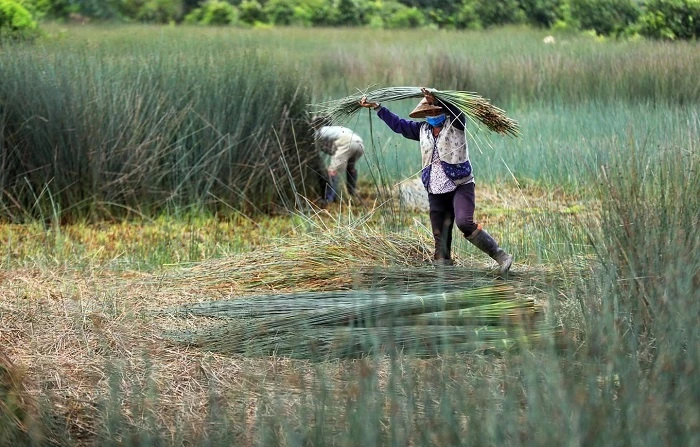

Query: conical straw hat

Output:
[409, 98, 443, 118]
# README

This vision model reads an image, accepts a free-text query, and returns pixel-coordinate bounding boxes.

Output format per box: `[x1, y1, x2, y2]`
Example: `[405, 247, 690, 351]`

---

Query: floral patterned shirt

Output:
[427, 140, 456, 194]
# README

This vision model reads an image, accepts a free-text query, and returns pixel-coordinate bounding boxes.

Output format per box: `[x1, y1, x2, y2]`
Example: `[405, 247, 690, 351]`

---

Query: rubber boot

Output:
[430, 215, 454, 266]
[432, 239, 454, 266]
[466, 228, 513, 275]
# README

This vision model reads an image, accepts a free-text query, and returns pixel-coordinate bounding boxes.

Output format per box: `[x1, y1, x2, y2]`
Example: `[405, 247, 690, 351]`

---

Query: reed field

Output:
[1, 25, 699, 446]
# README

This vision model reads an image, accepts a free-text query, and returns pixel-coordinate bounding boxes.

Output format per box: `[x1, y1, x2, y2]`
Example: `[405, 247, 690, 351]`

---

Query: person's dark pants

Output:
[326, 156, 361, 203]
[346, 161, 358, 197]
[325, 174, 339, 202]
[428, 182, 477, 261]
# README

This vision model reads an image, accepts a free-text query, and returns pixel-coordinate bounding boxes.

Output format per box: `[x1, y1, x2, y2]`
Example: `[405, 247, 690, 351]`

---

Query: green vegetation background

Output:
[1, 24, 698, 220]
[5, 0, 700, 40]
[0, 13, 698, 447]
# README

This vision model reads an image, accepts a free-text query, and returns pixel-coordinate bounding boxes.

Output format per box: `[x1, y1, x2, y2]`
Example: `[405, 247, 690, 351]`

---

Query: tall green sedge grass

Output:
[353, 100, 699, 190]
[2, 140, 697, 444]
[170, 26, 699, 105]
[35, 25, 698, 106]
[568, 138, 699, 446]
[1, 25, 698, 445]
[589, 135, 699, 368]
[0, 29, 320, 222]
[2, 25, 699, 221]
[3, 136, 697, 443]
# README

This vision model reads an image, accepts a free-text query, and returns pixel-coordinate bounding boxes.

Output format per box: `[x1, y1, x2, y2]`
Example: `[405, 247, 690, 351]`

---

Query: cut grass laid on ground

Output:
[154, 225, 433, 297]
[163, 285, 550, 359]
[1, 222, 569, 443]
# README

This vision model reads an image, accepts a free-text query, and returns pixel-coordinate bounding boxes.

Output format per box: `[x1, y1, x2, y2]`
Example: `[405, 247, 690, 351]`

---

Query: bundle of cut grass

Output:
[313, 86, 520, 137]
[170, 285, 513, 321]
[186, 326, 534, 359]
[164, 285, 550, 359]
[156, 228, 433, 297]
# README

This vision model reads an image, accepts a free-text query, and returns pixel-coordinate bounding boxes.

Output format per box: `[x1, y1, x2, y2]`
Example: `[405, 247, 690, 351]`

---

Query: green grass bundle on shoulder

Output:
[314, 86, 520, 138]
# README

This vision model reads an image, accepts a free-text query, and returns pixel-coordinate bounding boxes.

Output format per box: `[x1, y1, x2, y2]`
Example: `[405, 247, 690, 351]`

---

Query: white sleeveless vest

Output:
[418, 117, 474, 186]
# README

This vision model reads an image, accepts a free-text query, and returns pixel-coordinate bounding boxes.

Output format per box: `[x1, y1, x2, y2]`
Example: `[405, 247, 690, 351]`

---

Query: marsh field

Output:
[1, 25, 699, 445]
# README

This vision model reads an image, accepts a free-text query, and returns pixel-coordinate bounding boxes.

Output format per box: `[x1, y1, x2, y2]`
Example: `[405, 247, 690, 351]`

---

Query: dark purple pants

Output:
[428, 182, 477, 260]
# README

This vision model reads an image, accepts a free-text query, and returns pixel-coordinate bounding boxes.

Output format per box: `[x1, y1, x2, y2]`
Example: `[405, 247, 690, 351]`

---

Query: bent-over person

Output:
[314, 125, 365, 204]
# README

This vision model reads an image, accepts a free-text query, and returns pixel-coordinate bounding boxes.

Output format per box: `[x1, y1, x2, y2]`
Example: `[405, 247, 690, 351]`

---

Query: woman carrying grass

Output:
[359, 88, 513, 274]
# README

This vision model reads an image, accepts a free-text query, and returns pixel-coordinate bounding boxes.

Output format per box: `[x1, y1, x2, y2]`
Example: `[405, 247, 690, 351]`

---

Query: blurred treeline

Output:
[7, 0, 700, 39]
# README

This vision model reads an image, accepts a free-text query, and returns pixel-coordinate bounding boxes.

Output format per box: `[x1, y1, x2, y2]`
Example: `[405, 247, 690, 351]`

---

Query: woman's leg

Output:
[454, 183, 513, 274]
[428, 191, 455, 263]
[453, 182, 477, 236]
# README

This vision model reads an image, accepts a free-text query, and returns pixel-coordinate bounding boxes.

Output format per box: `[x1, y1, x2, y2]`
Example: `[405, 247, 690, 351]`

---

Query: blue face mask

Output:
[426, 114, 446, 127]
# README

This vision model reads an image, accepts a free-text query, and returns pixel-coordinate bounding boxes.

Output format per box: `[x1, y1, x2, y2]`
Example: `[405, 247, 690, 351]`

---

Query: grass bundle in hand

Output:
[313, 86, 520, 137]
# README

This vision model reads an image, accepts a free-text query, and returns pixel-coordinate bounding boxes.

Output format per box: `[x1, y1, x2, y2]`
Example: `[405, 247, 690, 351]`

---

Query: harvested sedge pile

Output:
[314, 86, 520, 137]
[164, 285, 550, 360]
[155, 229, 433, 297]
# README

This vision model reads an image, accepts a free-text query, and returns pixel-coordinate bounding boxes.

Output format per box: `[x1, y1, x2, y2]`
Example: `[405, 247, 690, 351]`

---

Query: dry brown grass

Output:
[0, 267, 509, 443]
[0, 186, 594, 444]
[1, 346, 38, 443]
[0, 269, 573, 443]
